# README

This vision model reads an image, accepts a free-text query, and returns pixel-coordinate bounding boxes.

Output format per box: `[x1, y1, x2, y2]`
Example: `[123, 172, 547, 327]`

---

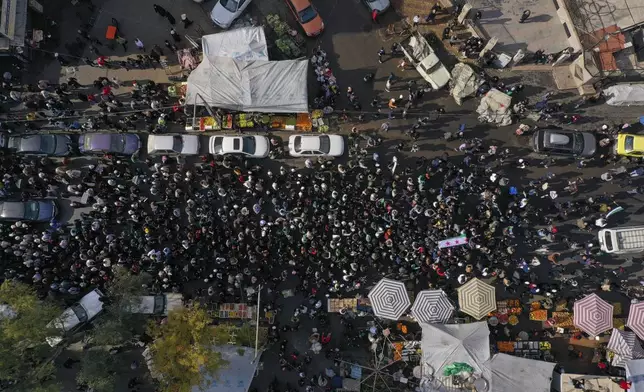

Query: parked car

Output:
[46, 289, 104, 346]
[210, 0, 253, 28]
[531, 129, 596, 157]
[284, 0, 324, 37]
[0, 200, 58, 222]
[147, 135, 200, 156]
[616, 133, 644, 157]
[128, 293, 183, 315]
[0, 134, 72, 156]
[288, 134, 344, 157]
[79, 133, 141, 155]
[208, 135, 270, 158]
[400, 33, 451, 90]
[363, 0, 390, 14]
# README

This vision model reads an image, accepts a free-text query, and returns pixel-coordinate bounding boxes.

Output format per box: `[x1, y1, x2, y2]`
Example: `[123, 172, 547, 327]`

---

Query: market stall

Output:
[476, 88, 512, 126]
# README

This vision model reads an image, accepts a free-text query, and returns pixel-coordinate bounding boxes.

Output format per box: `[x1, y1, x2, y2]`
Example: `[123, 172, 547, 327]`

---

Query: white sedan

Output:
[208, 135, 270, 158]
[147, 135, 200, 156]
[288, 134, 344, 157]
[210, 0, 253, 28]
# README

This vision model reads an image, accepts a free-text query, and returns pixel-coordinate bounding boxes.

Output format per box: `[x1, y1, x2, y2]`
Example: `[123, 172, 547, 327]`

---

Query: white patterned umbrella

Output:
[627, 302, 644, 340]
[457, 278, 496, 320]
[368, 278, 410, 320]
[573, 294, 613, 336]
[410, 290, 454, 323]
[607, 328, 644, 367]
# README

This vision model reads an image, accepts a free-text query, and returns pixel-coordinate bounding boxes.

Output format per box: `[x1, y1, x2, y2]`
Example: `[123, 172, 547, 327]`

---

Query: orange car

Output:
[284, 0, 324, 36]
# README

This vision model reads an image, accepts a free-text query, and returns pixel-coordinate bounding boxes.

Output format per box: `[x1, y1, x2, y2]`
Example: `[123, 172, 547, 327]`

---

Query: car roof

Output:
[78, 288, 104, 320]
[149, 135, 175, 150]
[628, 134, 644, 152]
[299, 135, 322, 151]
[289, 0, 312, 11]
[0, 201, 24, 219]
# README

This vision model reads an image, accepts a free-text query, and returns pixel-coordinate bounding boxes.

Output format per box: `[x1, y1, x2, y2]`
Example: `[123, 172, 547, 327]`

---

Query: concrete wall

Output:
[553, 0, 583, 52]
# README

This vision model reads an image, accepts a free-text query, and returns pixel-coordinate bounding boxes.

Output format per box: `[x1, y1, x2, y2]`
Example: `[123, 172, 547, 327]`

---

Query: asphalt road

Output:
[17, 0, 644, 390]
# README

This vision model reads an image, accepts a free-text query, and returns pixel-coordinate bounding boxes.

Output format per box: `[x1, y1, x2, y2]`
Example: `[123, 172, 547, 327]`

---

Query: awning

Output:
[607, 328, 644, 367]
[367, 278, 410, 320]
[483, 354, 555, 392]
[421, 321, 490, 376]
[628, 302, 644, 340]
[410, 290, 454, 324]
[573, 293, 613, 336]
[457, 278, 496, 320]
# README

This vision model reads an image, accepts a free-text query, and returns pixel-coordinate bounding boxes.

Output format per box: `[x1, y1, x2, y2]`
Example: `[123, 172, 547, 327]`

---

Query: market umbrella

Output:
[410, 290, 454, 323]
[627, 302, 644, 340]
[457, 278, 496, 320]
[607, 328, 644, 367]
[573, 293, 613, 336]
[368, 278, 410, 320]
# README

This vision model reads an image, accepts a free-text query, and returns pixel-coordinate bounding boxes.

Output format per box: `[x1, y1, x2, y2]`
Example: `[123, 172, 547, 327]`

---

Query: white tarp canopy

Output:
[420, 321, 490, 376]
[626, 359, 644, 392]
[483, 354, 555, 392]
[201, 27, 268, 61]
[185, 27, 309, 113]
[477, 88, 513, 126]
[450, 63, 480, 105]
[193, 345, 260, 392]
[605, 84, 644, 106]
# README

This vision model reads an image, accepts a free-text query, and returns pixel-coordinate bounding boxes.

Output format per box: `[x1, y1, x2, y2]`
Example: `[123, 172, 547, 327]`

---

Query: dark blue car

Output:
[0, 200, 58, 222]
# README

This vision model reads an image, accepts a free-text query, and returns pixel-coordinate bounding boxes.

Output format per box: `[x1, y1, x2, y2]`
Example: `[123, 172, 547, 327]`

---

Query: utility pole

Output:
[254, 285, 261, 361]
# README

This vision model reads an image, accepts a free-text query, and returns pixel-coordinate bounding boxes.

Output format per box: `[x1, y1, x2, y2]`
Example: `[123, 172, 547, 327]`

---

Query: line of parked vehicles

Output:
[0, 133, 346, 159]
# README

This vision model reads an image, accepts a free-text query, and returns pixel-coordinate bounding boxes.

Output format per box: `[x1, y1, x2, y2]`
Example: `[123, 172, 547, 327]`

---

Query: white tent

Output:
[420, 321, 490, 376]
[185, 27, 309, 113]
[605, 84, 644, 106]
[193, 345, 260, 392]
[202, 27, 268, 61]
[483, 354, 555, 392]
[626, 359, 644, 392]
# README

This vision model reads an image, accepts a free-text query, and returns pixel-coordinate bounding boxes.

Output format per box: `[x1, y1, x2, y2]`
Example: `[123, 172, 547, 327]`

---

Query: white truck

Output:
[598, 226, 644, 254]
[129, 293, 183, 315]
[46, 288, 105, 346]
[400, 32, 451, 90]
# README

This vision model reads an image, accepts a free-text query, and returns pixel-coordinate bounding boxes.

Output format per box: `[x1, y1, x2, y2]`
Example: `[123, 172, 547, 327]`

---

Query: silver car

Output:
[210, 0, 253, 28]
[0, 200, 58, 222]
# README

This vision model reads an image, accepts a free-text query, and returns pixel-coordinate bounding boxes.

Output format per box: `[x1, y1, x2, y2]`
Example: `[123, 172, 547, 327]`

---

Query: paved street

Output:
[10, 0, 644, 391]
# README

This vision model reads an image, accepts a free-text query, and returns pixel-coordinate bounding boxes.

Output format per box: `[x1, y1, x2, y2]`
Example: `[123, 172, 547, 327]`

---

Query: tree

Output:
[90, 266, 149, 346]
[76, 350, 117, 392]
[0, 281, 61, 392]
[147, 304, 228, 392]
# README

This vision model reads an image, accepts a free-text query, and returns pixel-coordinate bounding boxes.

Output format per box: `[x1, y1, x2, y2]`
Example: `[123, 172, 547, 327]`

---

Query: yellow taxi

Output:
[616, 134, 644, 157]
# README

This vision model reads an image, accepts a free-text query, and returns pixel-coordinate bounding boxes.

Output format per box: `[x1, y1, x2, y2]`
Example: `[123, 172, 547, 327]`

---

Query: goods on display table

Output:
[265, 14, 304, 58]
[327, 298, 358, 313]
[188, 112, 313, 132]
[216, 303, 256, 319]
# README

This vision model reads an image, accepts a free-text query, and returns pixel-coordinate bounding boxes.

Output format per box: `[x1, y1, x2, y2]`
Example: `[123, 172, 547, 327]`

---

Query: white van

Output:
[46, 288, 104, 346]
[598, 226, 644, 254]
[128, 293, 183, 315]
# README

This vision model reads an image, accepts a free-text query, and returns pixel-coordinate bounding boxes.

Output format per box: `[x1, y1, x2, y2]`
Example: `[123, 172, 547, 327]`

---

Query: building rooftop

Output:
[564, 0, 644, 33]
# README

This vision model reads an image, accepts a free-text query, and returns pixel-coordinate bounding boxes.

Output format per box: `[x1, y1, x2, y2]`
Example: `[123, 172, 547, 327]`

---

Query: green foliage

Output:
[147, 304, 228, 392]
[76, 350, 117, 392]
[0, 281, 61, 391]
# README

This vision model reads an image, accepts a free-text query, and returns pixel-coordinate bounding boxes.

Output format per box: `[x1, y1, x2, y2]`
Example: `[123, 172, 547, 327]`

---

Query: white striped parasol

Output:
[627, 302, 644, 340]
[368, 278, 410, 320]
[573, 294, 613, 336]
[607, 328, 644, 367]
[411, 290, 454, 323]
[457, 278, 496, 320]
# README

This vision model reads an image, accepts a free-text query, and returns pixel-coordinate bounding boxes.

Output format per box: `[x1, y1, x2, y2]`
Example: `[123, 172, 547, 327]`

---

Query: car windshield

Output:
[293, 136, 302, 152]
[220, 0, 239, 12]
[242, 137, 256, 154]
[298, 5, 318, 23]
[70, 304, 88, 323]
[40, 136, 56, 154]
[319, 135, 330, 154]
[172, 136, 183, 153]
[625, 136, 635, 152]
[109, 135, 125, 153]
[213, 138, 223, 154]
[573, 133, 584, 153]
[23, 201, 39, 220]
